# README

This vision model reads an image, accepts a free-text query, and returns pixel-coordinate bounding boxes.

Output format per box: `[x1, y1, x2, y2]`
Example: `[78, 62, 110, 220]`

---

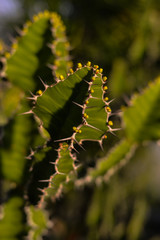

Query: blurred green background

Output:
[1, 0, 160, 239]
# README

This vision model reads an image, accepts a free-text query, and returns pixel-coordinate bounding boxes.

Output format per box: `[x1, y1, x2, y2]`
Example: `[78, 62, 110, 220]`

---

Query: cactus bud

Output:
[103, 76, 107, 82]
[108, 121, 113, 126]
[77, 63, 82, 68]
[90, 89, 94, 93]
[69, 68, 74, 74]
[36, 90, 43, 95]
[103, 86, 108, 91]
[94, 65, 99, 69]
[106, 106, 111, 112]
[104, 97, 109, 101]
[73, 126, 77, 132]
[59, 75, 64, 81]
[83, 113, 89, 119]
[86, 61, 91, 67]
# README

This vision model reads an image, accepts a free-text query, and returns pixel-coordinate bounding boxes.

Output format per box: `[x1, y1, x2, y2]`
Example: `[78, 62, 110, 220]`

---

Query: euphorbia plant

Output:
[0, 10, 160, 240]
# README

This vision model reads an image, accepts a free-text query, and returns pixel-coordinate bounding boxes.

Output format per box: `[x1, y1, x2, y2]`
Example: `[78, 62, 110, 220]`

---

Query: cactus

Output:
[86, 76, 160, 183]
[0, 10, 160, 240]
[0, 11, 71, 240]
[28, 63, 114, 204]
[32, 64, 112, 144]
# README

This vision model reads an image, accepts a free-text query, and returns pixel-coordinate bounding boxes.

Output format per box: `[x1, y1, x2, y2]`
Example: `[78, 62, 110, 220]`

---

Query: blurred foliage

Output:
[0, 0, 160, 240]
[0, 196, 25, 239]
[0, 82, 22, 125]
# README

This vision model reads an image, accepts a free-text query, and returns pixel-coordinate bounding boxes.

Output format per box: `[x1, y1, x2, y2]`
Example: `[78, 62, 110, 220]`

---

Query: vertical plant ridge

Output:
[49, 12, 72, 80]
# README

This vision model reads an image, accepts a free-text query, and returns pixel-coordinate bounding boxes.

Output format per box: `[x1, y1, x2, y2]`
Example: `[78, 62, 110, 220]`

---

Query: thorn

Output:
[47, 63, 55, 70]
[37, 188, 45, 193]
[70, 142, 80, 154]
[39, 77, 49, 90]
[30, 147, 34, 154]
[26, 96, 37, 101]
[83, 79, 90, 84]
[72, 101, 83, 108]
[72, 147, 79, 154]
[19, 110, 33, 115]
[107, 128, 121, 137]
[108, 99, 115, 104]
[54, 137, 72, 142]
[56, 171, 66, 175]
[99, 140, 104, 151]
[25, 148, 35, 160]
[86, 123, 102, 132]
[39, 179, 50, 182]
[73, 138, 86, 151]
[109, 127, 121, 132]
[108, 131, 117, 137]
[29, 90, 35, 97]
[90, 96, 101, 100]
[66, 143, 72, 152]
[50, 161, 56, 165]
[75, 164, 82, 170]
[109, 111, 122, 117]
